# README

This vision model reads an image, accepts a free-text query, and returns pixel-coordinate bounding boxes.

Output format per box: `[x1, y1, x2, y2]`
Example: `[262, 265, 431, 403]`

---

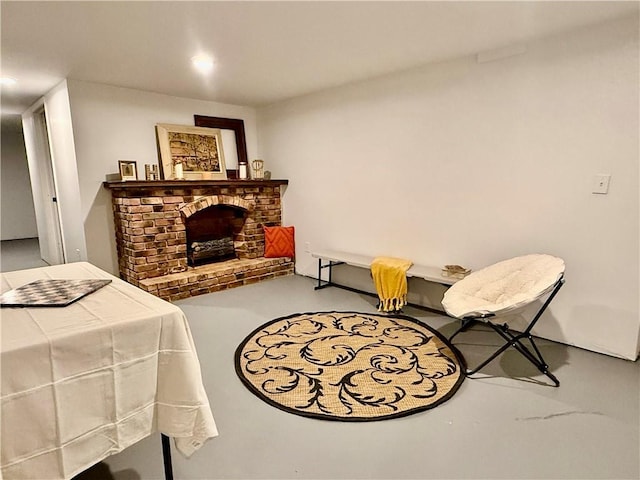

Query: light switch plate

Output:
[592, 174, 611, 195]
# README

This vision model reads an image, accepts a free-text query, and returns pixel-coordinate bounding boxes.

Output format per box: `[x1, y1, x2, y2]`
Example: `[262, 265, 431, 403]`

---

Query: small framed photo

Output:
[156, 124, 227, 180]
[118, 160, 138, 181]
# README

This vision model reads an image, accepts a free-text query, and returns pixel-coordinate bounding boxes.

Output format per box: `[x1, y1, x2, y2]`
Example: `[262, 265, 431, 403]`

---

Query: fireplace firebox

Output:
[186, 205, 247, 265]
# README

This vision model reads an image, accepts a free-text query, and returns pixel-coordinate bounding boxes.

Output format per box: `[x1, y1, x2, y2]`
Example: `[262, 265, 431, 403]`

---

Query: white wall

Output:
[0, 118, 38, 240]
[21, 81, 87, 263]
[44, 81, 87, 262]
[65, 80, 259, 274]
[258, 16, 640, 359]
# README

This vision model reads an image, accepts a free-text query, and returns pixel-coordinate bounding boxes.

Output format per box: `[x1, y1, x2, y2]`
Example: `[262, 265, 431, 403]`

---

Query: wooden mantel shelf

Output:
[103, 179, 288, 190]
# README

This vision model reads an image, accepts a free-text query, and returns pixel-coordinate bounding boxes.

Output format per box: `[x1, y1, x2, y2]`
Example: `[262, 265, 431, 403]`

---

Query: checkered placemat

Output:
[0, 279, 112, 308]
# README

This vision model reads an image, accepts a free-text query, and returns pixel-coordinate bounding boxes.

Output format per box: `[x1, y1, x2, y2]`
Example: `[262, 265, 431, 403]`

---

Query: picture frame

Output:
[194, 115, 247, 179]
[156, 124, 227, 180]
[118, 160, 138, 181]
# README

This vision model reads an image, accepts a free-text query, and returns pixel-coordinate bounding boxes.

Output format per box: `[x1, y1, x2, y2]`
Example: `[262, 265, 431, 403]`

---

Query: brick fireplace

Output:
[104, 179, 293, 301]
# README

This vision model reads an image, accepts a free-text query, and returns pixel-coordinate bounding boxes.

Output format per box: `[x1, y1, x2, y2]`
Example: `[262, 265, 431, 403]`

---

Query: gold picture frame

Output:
[118, 160, 138, 181]
[156, 124, 227, 180]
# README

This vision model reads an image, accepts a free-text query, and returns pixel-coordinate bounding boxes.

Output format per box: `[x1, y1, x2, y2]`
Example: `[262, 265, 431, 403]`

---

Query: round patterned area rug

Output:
[235, 311, 465, 421]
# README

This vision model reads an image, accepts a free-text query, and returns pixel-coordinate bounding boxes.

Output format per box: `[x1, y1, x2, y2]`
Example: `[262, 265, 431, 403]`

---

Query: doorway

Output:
[31, 106, 65, 265]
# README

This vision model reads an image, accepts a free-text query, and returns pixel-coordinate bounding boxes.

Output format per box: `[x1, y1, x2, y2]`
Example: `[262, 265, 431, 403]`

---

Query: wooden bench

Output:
[311, 249, 460, 292]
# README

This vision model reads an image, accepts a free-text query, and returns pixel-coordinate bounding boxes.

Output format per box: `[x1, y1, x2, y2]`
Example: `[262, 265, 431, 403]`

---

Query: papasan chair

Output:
[442, 254, 565, 386]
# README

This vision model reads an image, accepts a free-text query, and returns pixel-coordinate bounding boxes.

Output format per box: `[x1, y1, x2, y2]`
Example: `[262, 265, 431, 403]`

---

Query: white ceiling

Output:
[1, 1, 638, 119]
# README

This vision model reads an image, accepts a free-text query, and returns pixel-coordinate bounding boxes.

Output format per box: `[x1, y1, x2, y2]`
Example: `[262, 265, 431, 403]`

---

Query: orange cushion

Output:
[264, 226, 295, 258]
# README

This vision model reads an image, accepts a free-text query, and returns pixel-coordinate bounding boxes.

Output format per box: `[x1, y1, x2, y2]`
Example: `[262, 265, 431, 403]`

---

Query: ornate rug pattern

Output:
[235, 311, 465, 421]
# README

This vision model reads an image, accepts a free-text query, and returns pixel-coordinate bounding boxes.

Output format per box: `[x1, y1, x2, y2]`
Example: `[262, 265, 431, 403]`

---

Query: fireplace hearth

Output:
[104, 179, 293, 301]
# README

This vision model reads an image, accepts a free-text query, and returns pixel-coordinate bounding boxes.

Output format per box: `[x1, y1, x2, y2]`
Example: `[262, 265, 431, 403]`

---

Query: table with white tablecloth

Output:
[1, 262, 218, 479]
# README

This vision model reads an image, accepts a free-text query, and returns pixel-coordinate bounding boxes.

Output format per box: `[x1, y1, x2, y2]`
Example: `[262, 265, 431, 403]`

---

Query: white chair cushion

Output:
[441, 254, 565, 319]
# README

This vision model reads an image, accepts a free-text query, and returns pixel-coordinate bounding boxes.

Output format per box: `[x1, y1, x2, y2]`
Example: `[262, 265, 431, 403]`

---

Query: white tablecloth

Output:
[1, 262, 218, 479]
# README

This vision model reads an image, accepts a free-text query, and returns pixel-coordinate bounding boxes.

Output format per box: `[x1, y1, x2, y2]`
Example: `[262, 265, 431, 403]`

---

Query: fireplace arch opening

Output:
[185, 204, 248, 266]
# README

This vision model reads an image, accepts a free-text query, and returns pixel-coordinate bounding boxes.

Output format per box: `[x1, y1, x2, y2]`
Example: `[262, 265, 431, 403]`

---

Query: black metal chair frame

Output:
[449, 274, 565, 387]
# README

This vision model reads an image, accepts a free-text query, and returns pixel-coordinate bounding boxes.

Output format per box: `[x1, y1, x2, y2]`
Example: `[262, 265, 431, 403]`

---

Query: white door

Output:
[33, 107, 65, 265]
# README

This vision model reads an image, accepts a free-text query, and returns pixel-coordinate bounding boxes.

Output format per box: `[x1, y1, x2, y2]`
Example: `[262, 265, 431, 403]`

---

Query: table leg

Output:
[161, 434, 174, 480]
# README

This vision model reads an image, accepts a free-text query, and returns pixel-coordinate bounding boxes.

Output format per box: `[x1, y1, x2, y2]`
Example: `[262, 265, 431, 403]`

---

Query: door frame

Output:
[22, 102, 65, 265]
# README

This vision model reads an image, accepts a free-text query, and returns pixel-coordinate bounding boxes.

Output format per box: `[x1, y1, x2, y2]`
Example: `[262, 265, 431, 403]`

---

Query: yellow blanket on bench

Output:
[371, 256, 413, 313]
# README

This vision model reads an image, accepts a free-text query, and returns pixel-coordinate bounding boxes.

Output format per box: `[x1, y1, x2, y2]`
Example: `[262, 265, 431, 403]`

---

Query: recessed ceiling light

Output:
[0, 77, 17, 86]
[191, 55, 214, 74]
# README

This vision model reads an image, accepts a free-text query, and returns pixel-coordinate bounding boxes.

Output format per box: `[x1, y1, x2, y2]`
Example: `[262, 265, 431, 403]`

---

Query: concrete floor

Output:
[2, 240, 639, 479]
[0, 237, 49, 272]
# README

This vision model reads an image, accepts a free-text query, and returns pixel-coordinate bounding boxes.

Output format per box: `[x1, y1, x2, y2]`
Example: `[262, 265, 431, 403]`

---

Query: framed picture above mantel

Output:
[118, 160, 138, 181]
[156, 124, 227, 180]
[194, 115, 248, 178]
